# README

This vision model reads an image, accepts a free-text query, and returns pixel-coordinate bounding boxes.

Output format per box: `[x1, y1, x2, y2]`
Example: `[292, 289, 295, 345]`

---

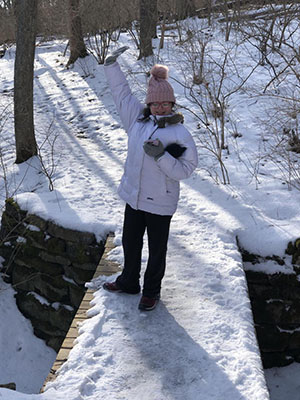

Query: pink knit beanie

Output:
[146, 64, 176, 104]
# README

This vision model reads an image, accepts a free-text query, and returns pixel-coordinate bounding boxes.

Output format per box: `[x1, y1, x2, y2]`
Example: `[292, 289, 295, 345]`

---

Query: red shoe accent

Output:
[138, 296, 159, 311]
[103, 281, 123, 293]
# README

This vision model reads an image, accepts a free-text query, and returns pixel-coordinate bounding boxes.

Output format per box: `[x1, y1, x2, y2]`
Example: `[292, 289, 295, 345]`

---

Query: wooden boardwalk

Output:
[41, 234, 121, 392]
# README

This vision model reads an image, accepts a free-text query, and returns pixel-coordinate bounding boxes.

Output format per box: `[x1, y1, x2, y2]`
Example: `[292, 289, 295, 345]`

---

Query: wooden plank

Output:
[75, 309, 88, 317]
[79, 301, 92, 311]
[55, 348, 70, 362]
[51, 361, 64, 370]
[60, 337, 76, 349]
[67, 327, 78, 338]
[70, 319, 82, 329]
[82, 291, 95, 301]
[73, 315, 86, 321]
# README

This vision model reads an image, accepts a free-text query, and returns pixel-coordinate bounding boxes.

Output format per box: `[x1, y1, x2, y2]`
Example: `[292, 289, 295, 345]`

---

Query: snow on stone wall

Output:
[0, 198, 105, 352]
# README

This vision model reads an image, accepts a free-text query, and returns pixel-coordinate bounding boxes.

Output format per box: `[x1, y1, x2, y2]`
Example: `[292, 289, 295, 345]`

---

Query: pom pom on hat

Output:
[146, 64, 175, 104]
[150, 64, 169, 80]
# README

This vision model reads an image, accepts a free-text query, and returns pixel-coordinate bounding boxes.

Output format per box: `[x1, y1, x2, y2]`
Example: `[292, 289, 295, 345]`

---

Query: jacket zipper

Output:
[147, 126, 159, 140]
[135, 124, 159, 208]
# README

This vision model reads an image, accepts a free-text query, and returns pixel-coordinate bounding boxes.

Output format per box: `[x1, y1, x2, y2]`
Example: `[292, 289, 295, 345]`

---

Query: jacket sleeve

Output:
[157, 129, 198, 181]
[104, 62, 144, 133]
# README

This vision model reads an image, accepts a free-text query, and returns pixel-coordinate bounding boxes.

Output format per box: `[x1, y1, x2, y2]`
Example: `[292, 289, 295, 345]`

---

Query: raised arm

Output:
[104, 48, 143, 132]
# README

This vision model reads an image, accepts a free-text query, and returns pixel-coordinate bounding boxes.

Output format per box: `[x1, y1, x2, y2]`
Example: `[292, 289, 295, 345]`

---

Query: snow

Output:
[1, 13, 300, 400]
[0, 279, 56, 395]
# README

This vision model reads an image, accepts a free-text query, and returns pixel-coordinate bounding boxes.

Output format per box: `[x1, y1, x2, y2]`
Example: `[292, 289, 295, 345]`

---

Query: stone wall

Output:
[0, 199, 105, 352]
[241, 238, 300, 368]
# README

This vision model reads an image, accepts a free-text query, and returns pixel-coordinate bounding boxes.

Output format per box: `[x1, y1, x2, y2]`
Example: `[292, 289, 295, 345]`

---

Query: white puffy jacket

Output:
[104, 62, 198, 216]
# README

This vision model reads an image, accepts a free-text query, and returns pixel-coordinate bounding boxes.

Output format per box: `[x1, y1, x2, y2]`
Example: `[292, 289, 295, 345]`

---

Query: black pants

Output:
[116, 204, 172, 297]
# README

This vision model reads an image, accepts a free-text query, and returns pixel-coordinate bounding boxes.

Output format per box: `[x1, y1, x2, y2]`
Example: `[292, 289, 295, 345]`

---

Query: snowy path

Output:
[41, 188, 270, 399]
[1, 43, 270, 399]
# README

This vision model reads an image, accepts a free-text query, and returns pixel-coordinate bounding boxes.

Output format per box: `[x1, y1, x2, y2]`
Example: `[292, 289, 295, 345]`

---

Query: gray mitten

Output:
[143, 139, 165, 161]
[104, 46, 129, 66]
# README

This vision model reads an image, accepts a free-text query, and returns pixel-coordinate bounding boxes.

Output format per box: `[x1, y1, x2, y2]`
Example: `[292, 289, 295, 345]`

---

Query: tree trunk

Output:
[138, 0, 155, 60]
[175, 0, 196, 20]
[66, 0, 88, 68]
[14, 0, 38, 164]
[149, 0, 157, 38]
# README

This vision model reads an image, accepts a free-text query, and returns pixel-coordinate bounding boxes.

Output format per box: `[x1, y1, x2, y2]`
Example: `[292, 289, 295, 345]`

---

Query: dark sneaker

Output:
[138, 295, 160, 311]
[103, 281, 140, 294]
[103, 281, 123, 293]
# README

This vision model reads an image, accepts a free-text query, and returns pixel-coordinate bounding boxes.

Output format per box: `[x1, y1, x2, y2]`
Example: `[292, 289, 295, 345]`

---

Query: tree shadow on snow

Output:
[102, 292, 249, 400]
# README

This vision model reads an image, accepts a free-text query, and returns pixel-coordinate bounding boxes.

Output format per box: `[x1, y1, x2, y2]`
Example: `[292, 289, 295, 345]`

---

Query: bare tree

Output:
[175, 0, 196, 20]
[149, 0, 157, 38]
[82, 0, 131, 65]
[174, 22, 259, 184]
[138, 0, 157, 59]
[66, 0, 88, 68]
[37, 0, 69, 40]
[14, 0, 38, 164]
[0, 1, 16, 44]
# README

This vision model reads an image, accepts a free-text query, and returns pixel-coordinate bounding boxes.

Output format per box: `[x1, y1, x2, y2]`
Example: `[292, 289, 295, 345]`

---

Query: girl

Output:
[103, 47, 198, 311]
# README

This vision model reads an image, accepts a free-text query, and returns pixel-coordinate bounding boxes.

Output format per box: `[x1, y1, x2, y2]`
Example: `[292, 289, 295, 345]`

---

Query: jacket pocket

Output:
[165, 177, 178, 197]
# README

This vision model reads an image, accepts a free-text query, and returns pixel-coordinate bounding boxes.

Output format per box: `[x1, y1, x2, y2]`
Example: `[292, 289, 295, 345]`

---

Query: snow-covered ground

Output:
[1, 14, 300, 400]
